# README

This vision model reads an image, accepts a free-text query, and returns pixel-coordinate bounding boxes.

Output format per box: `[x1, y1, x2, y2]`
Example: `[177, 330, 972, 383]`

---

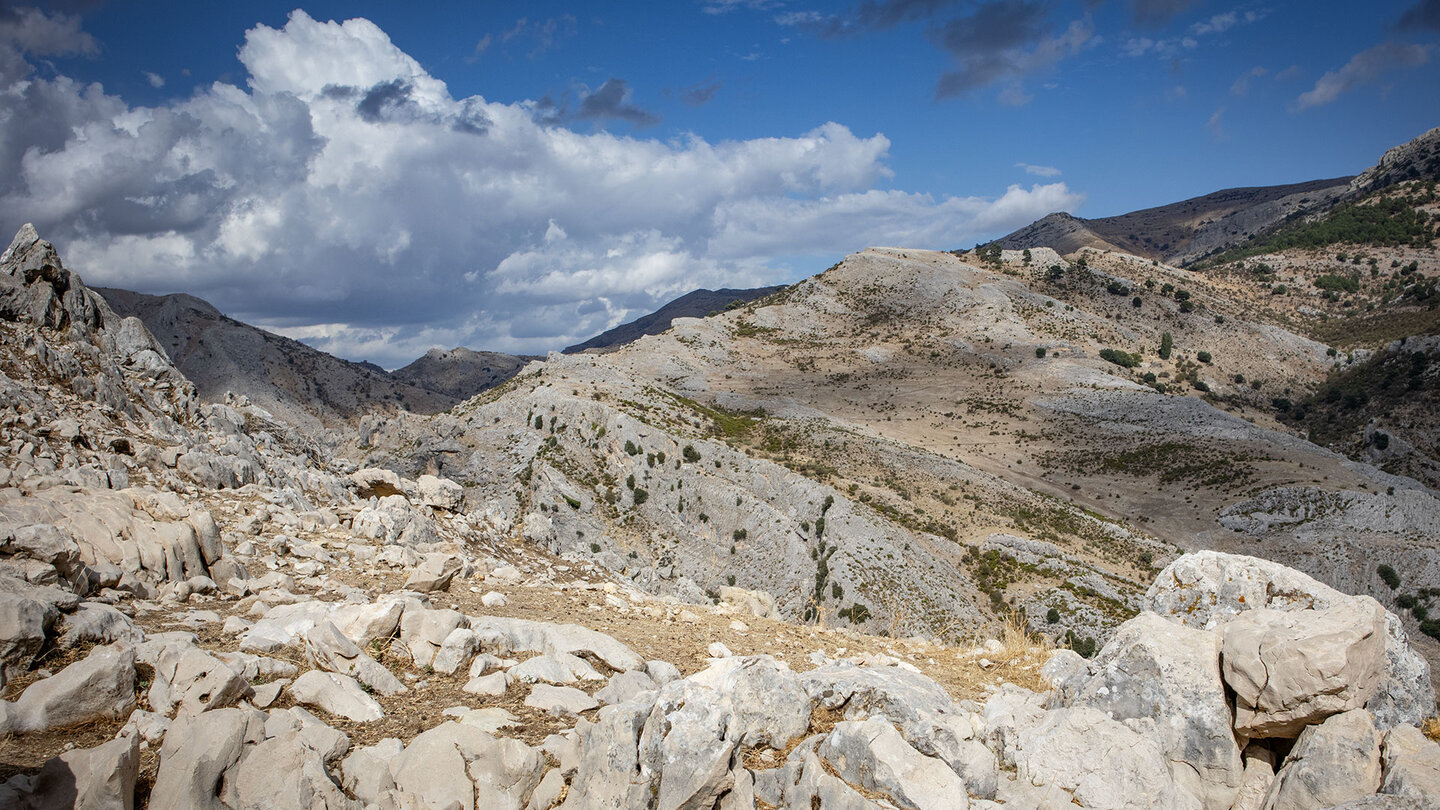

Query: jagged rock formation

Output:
[562, 286, 784, 353]
[97, 286, 458, 431]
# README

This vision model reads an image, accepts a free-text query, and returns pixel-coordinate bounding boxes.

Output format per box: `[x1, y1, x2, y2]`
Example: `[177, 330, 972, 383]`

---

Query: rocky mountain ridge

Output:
[0, 209, 1437, 809]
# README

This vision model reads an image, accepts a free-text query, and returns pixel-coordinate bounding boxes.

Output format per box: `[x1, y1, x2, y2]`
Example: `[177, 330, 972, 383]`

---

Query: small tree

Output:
[1035, 346, 1047, 358]
[1378, 564, 1401, 589]
[1196, 350, 1212, 364]
[682, 444, 701, 463]
[1159, 332, 1174, 359]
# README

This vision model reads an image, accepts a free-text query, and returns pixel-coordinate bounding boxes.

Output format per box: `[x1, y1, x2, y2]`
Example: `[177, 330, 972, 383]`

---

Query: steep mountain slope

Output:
[993, 177, 1352, 264]
[352, 245, 1440, 667]
[562, 285, 784, 353]
[389, 346, 537, 400]
[96, 287, 458, 431]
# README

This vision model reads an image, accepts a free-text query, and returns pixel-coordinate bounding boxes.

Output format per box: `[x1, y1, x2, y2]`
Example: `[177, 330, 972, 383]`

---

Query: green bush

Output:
[534, 415, 544, 430]
[632, 488, 649, 505]
[682, 444, 701, 463]
[1035, 346, 1047, 358]
[1315, 274, 1360, 292]
[1378, 564, 1401, 589]
[1196, 351, 1212, 364]
[1099, 348, 1142, 368]
[1159, 332, 1173, 359]
[624, 440, 640, 455]
[1046, 607, 1060, 623]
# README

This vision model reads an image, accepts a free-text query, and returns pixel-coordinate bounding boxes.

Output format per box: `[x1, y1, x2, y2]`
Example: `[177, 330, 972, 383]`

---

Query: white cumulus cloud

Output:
[0, 10, 1084, 366]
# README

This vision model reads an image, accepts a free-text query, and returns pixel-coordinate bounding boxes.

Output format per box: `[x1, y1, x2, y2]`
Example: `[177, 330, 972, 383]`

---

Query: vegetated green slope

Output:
[1199, 186, 1439, 267]
[1279, 338, 1440, 487]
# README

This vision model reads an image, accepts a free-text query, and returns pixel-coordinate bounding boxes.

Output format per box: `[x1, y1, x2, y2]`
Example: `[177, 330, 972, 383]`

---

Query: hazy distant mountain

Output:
[389, 346, 537, 400]
[562, 286, 784, 353]
[96, 287, 458, 429]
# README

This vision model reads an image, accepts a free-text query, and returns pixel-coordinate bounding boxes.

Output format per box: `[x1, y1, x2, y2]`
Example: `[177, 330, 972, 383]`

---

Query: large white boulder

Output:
[1261, 709, 1382, 810]
[817, 716, 969, 810]
[1380, 724, 1440, 804]
[1146, 551, 1434, 732]
[1222, 602, 1386, 738]
[1062, 611, 1242, 810]
[1013, 707, 1202, 810]
[0, 644, 136, 734]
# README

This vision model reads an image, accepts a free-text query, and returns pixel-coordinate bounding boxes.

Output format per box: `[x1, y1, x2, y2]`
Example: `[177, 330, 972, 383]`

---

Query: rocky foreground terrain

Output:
[0, 200, 1439, 810]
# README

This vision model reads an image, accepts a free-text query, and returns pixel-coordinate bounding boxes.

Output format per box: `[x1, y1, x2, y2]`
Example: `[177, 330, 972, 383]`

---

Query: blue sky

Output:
[2, 1, 1438, 365]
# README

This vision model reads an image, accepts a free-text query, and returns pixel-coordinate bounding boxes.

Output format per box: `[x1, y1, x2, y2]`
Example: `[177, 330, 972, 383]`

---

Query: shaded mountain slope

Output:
[96, 287, 458, 430]
[390, 346, 537, 400]
[562, 286, 784, 353]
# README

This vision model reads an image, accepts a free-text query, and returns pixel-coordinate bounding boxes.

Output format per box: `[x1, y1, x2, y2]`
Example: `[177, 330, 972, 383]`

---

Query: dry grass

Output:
[1423, 716, 1440, 742]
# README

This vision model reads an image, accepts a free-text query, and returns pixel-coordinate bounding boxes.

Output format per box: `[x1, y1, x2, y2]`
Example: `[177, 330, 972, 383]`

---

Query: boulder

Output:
[718, 585, 778, 619]
[1222, 602, 1386, 738]
[1062, 612, 1242, 810]
[1013, 707, 1201, 810]
[0, 590, 59, 676]
[432, 627, 482, 675]
[341, 738, 404, 806]
[304, 621, 406, 695]
[58, 603, 144, 648]
[0, 644, 135, 735]
[288, 671, 385, 723]
[403, 553, 463, 592]
[398, 606, 467, 669]
[148, 643, 251, 716]
[509, 652, 606, 685]
[526, 683, 599, 717]
[1262, 709, 1382, 810]
[349, 468, 408, 500]
[817, 716, 969, 810]
[595, 669, 658, 705]
[638, 682, 737, 810]
[1147, 551, 1434, 731]
[417, 474, 464, 511]
[1380, 724, 1440, 804]
[221, 718, 360, 810]
[149, 708, 268, 810]
[688, 655, 811, 749]
[0, 733, 139, 810]
[470, 615, 644, 671]
[390, 723, 544, 810]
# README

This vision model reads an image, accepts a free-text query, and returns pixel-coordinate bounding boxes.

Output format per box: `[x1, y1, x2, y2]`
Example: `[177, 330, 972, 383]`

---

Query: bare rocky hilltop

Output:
[1, 125, 1439, 809]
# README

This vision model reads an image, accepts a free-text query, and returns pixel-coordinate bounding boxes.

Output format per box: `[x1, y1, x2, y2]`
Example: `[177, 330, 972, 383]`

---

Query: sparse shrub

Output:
[624, 440, 640, 455]
[563, 495, 581, 509]
[1378, 564, 1401, 589]
[1373, 431, 1390, 450]
[632, 488, 649, 505]
[727, 574, 736, 586]
[1132, 296, 1142, 308]
[1035, 347, 1047, 358]
[682, 444, 701, 463]
[1159, 332, 1173, 360]
[535, 415, 544, 430]
[589, 542, 600, 553]
[733, 529, 747, 540]
[1196, 351, 1212, 364]
[1179, 300, 1195, 313]
[1046, 607, 1060, 623]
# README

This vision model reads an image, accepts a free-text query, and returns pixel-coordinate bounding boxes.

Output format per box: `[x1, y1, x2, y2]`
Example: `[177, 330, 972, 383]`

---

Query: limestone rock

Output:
[1147, 551, 1434, 732]
[390, 722, 544, 810]
[470, 615, 644, 671]
[1062, 612, 1241, 810]
[1262, 709, 1382, 810]
[288, 671, 385, 723]
[149, 708, 268, 810]
[817, 716, 969, 810]
[526, 683, 599, 717]
[1014, 707, 1201, 810]
[1380, 724, 1440, 804]
[403, 553, 462, 592]
[1222, 602, 1386, 738]
[417, 474, 464, 511]
[509, 651, 606, 685]
[718, 585, 777, 619]
[305, 621, 406, 696]
[398, 606, 467, 669]
[0, 733, 139, 810]
[148, 643, 251, 716]
[0, 644, 136, 735]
